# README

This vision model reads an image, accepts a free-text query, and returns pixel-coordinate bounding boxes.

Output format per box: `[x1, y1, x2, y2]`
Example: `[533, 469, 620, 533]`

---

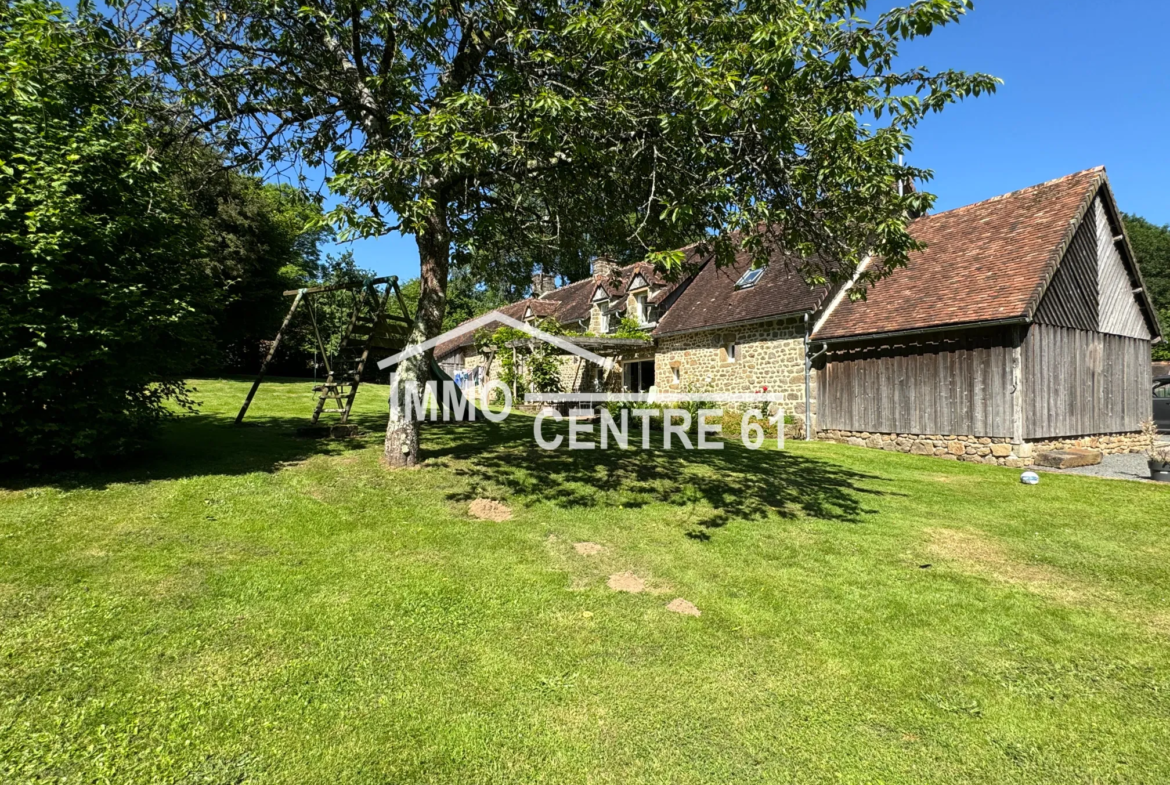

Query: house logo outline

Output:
[377, 312, 615, 372]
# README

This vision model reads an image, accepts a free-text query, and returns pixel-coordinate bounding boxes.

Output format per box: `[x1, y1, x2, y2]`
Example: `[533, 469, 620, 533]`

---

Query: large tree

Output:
[1123, 213, 1170, 360]
[182, 161, 332, 371]
[0, 0, 214, 469]
[122, 0, 996, 466]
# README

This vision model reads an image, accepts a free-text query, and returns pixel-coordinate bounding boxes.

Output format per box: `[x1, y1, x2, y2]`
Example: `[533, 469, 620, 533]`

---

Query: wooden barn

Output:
[812, 167, 1163, 465]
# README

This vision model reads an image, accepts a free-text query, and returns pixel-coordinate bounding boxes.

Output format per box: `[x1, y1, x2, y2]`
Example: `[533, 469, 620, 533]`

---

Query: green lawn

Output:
[2, 377, 1170, 784]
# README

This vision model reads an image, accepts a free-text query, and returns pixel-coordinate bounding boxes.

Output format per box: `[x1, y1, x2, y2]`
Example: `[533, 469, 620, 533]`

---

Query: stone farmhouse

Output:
[435, 167, 1163, 466]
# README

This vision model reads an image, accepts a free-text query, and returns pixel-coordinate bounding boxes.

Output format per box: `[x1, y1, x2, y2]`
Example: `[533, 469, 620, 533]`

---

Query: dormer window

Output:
[634, 293, 649, 325]
[735, 267, 765, 289]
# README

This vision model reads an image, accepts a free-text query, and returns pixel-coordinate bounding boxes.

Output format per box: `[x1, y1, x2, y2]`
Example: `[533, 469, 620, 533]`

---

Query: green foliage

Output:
[0, 0, 209, 468]
[180, 159, 331, 370]
[1123, 213, 1170, 359]
[475, 319, 564, 395]
[283, 252, 378, 372]
[129, 0, 999, 301]
[126, 0, 999, 464]
[612, 317, 652, 341]
[398, 266, 508, 334]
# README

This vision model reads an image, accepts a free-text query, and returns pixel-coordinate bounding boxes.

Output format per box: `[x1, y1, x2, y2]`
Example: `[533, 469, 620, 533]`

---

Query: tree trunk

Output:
[384, 208, 450, 468]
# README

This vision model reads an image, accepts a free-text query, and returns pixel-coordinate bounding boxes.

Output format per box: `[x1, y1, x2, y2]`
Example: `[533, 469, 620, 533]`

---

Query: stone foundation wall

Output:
[818, 430, 1029, 466]
[817, 429, 1152, 467]
[1029, 432, 1151, 455]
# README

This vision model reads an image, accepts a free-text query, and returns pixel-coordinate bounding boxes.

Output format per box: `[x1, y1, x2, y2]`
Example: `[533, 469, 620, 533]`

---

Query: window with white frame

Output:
[723, 342, 737, 363]
[671, 366, 680, 384]
[635, 293, 649, 324]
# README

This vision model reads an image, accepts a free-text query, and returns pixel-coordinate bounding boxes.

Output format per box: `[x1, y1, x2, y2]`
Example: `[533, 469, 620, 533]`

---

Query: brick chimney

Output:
[590, 256, 620, 280]
[531, 272, 558, 298]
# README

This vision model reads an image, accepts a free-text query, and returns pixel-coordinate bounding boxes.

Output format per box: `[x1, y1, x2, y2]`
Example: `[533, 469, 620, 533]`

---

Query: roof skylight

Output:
[735, 267, 765, 289]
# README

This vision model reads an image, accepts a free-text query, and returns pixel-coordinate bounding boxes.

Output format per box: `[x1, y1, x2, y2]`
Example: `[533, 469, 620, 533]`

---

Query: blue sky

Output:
[325, 0, 1170, 280]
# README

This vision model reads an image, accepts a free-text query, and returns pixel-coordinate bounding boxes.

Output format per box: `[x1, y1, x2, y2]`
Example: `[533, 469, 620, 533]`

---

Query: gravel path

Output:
[1036, 436, 1170, 482]
[1043, 452, 1155, 481]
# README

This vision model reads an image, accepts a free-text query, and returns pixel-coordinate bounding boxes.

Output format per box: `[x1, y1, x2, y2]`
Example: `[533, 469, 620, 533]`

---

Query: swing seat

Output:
[234, 275, 411, 426]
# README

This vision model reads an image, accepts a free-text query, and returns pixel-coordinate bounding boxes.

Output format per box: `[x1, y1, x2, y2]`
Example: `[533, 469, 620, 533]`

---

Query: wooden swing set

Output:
[235, 276, 413, 425]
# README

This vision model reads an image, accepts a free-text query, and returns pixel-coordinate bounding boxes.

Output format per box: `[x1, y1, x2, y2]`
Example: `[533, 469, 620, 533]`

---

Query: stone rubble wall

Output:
[552, 354, 624, 394]
[816, 429, 1152, 467]
[654, 317, 814, 419]
[453, 316, 822, 430]
[1028, 433, 1151, 455]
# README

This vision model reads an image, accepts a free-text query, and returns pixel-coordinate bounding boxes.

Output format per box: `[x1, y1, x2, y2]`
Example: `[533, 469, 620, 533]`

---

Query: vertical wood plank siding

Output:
[816, 330, 1017, 436]
[1021, 323, 1152, 438]
[1033, 206, 1098, 331]
[1096, 199, 1152, 339]
[816, 191, 1157, 442]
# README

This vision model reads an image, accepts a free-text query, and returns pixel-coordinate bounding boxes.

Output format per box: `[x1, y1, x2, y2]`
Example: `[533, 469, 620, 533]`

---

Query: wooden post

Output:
[388, 277, 411, 323]
[235, 289, 305, 424]
[1010, 326, 1025, 445]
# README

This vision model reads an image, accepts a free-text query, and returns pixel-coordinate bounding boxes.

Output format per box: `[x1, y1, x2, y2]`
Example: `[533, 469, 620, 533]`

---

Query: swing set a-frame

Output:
[235, 276, 413, 425]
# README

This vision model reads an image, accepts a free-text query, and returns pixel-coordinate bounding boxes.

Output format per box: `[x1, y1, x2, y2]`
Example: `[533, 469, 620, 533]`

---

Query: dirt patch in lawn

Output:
[926, 528, 1170, 635]
[544, 537, 672, 595]
[469, 498, 512, 521]
[666, 598, 701, 616]
[926, 528, 1079, 602]
[607, 572, 646, 593]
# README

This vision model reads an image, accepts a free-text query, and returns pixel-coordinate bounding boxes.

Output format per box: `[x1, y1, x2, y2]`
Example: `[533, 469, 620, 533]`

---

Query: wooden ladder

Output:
[311, 281, 413, 424]
[235, 275, 412, 426]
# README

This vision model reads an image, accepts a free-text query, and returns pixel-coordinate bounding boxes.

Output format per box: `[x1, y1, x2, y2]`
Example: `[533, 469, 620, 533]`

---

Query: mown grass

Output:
[2, 376, 1169, 784]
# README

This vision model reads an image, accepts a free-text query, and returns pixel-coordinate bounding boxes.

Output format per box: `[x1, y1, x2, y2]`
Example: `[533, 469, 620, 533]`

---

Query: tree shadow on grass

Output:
[0, 408, 392, 492]
[3, 388, 893, 537]
[426, 417, 893, 538]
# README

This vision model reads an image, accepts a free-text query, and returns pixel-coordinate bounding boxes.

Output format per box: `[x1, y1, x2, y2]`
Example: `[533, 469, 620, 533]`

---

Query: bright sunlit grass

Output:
[2, 376, 1169, 783]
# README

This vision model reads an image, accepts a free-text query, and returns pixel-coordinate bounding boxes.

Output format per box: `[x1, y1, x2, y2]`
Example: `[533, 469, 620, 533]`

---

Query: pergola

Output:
[501, 335, 654, 402]
[503, 336, 653, 355]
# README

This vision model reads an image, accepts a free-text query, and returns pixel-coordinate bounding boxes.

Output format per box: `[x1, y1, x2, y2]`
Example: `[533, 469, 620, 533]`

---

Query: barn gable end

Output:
[812, 168, 1160, 461]
[1032, 192, 1154, 341]
[1033, 206, 1098, 331]
[1095, 197, 1151, 339]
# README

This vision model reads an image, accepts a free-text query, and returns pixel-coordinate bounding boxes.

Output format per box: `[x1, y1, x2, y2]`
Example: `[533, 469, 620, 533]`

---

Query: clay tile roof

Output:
[540, 259, 690, 321]
[525, 299, 560, 318]
[814, 167, 1107, 341]
[538, 276, 596, 323]
[434, 299, 532, 358]
[652, 245, 830, 336]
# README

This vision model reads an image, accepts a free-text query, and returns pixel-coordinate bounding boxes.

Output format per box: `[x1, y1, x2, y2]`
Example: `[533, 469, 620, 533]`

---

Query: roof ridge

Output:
[920, 166, 1105, 222]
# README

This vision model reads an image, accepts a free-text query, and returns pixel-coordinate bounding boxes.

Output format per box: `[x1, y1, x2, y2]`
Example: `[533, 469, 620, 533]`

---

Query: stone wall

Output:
[817, 429, 1152, 467]
[552, 354, 622, 393]
[654, 317, 813, 417]
[1029, 432, 1151, 455]
[460, 316, 819, 422]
